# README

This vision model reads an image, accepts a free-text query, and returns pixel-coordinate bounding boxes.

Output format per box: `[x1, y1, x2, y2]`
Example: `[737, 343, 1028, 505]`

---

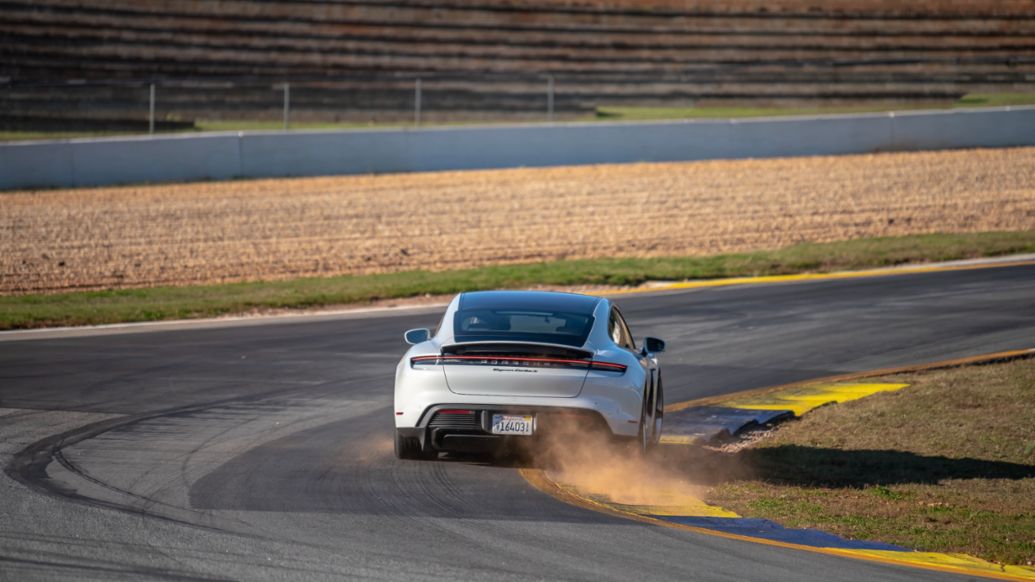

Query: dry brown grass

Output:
[2, 147, 1034, 295]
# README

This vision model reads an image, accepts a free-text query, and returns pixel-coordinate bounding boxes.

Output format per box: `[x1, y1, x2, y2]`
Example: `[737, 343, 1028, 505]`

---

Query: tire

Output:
[652, 375, 665, 446]
[639, 408, 650, 454]
[636, 392, 653, 455]
[394, 430, 434, 460]
[635, 374, 664, 455]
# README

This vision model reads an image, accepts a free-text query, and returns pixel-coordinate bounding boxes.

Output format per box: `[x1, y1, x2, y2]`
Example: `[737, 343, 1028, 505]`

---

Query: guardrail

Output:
[2, 106, 1033, 190]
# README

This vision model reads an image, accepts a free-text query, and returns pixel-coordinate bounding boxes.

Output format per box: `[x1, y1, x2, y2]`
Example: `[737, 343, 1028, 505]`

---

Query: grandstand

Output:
[2, 0, 1034, 129]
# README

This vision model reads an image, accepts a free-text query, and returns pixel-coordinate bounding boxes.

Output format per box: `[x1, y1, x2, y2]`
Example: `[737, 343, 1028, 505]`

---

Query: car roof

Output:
[458, 290, 601, 315]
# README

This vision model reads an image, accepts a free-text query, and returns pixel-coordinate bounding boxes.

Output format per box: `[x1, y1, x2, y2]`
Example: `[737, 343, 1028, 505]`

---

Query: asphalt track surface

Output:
[2, 264, 1034, 581]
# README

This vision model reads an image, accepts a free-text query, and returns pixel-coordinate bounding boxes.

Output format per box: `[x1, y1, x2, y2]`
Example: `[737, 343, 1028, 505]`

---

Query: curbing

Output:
[665, 348, 1035, 413]
[521, 348, 1035, 581]
[659, 382, 909, 445]
[606, 258, 1035, 298]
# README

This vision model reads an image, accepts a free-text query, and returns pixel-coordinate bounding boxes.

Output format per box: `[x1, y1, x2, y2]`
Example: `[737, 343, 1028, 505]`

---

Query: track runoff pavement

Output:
[1, 261, 1034, 581]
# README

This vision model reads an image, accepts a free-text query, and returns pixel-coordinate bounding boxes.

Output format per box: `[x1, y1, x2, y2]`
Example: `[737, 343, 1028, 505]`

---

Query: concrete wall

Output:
[2, 106, 1033, 190]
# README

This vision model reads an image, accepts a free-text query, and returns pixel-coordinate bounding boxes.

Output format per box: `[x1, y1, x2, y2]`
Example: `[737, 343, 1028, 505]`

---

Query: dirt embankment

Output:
[2, 147, 1034, 295]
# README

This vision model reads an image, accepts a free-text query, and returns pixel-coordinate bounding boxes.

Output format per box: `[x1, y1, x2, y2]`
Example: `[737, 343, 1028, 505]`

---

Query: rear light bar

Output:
[410, 355, 626, 373]
[588, 360, 627, 371]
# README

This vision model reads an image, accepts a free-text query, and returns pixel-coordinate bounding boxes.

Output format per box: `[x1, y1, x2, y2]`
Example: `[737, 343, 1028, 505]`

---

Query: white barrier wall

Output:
[2, 106, 1033, 190]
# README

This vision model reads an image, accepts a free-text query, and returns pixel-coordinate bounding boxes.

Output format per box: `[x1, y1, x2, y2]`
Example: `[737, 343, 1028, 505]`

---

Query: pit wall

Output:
[2, 106, 1033, 190]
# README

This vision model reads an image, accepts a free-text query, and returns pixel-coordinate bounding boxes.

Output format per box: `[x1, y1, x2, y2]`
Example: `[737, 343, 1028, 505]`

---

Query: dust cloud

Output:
[348, 434, 395, 464]
[518, 422, 733, 510]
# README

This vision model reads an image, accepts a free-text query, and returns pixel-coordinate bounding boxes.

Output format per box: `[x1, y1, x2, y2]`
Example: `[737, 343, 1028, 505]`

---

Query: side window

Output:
[615, 309, 637, 351]
[608, 310, 621, 345]
[609, 308, 637, 351]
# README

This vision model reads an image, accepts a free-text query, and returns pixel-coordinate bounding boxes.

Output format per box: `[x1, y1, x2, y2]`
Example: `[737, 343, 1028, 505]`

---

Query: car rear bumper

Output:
[404, 404, 623, 453]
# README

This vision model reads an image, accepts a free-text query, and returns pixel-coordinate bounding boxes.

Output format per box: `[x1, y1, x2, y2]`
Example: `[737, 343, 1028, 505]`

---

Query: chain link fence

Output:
[0, 74, 624, 137]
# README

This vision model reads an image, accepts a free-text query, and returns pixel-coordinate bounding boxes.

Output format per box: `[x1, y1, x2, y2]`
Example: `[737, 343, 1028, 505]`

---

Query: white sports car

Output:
[393, 290, 665, 460]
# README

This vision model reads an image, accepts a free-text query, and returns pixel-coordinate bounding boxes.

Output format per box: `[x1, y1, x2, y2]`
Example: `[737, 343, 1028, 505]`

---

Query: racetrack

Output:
[2, 263, 1034, 581]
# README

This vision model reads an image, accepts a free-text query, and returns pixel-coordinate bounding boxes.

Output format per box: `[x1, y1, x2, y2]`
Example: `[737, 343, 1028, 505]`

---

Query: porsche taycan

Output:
[393, 290, 665, 459]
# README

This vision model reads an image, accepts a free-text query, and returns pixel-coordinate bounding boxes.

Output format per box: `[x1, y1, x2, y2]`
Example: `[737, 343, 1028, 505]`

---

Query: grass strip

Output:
[593, 93, 1035, 121]
[2, 230, 1034, 330]
[706, 357, 1035, 566]
[3, 93, 1033, 142]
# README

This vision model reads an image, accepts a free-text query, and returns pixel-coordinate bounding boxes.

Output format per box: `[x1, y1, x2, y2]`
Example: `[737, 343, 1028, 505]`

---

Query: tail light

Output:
[411, 355, 625, 373]
[588, 360, 627, 372]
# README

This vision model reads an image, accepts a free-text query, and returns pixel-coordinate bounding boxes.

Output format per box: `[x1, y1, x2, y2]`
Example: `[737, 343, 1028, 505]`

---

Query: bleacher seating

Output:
[1, 0, 1033, 128]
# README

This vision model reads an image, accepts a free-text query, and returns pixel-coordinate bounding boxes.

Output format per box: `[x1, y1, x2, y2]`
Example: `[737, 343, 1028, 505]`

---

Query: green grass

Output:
[0, 120, 397, 142]
[956, 93, 1035, 107]
[0, 130, 139, 141]
[593, 93, 1035, 122]
[3, 93, 1034, 141]
[2, 230, 1034, 330]
[593, 103, 950, 121]
[706, 357, 1035, 566]
[195, 119, 396, 132]
[0, 118, 537, 141]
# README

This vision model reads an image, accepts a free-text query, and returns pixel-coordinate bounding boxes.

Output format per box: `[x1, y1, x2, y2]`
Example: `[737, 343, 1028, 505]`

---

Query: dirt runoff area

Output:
[2, 147, 1034, 295]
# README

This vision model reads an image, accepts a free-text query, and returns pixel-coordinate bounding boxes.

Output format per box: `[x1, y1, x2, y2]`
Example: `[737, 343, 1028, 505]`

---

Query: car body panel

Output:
[443, 364, 590, 398]
[393, 290, 662, 452]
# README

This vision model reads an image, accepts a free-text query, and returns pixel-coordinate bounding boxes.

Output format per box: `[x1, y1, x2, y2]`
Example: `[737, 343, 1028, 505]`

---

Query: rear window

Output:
[453, 308, 594, 347]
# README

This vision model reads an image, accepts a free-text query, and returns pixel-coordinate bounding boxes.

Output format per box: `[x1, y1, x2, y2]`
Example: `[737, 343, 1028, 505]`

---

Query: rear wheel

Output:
[639, 407, 650, 453]
[394, 430, 435, 460]
[636, 375, 664, 454]
[636, 394, 654, 455]
[652, 375, 665, 446]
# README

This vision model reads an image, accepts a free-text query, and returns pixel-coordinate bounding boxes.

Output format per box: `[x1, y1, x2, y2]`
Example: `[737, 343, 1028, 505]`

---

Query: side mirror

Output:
[404, 328, 431, 345]
[643, 337, 666, 354]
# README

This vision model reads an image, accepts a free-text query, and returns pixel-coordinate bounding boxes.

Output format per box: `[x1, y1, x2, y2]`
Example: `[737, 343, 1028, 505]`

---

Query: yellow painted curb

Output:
[521, 468, 1035, 581]
[722, 382, 909, 416]
[598, 258, 1035, 299]
[521, 348, 1035, 581]
[857, 551, 1035, 580]
[658, 434, 702, 445]
[548, 480, 740, 518]
[666, 348, 1035, 413]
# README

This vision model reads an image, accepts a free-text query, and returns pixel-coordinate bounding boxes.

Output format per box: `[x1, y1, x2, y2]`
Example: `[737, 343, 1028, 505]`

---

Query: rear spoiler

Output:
[440, 341, 592, 360]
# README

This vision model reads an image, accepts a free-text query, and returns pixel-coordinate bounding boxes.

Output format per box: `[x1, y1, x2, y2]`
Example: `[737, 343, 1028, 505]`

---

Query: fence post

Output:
[148, 83, 155, 135]
[547, 75, 554, 122]
[283, 83, 291, 130]
[414, 78, 422, 127]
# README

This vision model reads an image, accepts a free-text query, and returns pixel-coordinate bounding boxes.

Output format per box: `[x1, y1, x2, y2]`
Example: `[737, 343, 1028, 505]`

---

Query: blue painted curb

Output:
[663, 406, 793, 441]
[655, 515, 906, 551]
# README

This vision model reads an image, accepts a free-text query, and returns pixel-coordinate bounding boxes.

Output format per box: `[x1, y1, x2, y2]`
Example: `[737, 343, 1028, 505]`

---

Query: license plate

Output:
[491, 414, 534, 436]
